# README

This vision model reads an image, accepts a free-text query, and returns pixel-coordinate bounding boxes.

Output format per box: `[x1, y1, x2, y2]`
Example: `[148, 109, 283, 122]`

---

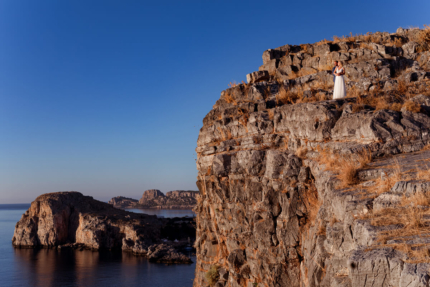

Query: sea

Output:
[0, 204, 196, 287]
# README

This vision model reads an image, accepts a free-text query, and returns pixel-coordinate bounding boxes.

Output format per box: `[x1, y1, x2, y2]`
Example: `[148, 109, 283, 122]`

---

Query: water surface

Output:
[125, 208, 195, 218]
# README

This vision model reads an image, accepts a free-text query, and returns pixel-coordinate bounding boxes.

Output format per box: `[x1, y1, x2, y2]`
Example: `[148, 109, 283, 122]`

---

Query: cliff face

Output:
[194, 28, 430, 286]
[109, 189, 199, 209]
[13, 192, 194, 263]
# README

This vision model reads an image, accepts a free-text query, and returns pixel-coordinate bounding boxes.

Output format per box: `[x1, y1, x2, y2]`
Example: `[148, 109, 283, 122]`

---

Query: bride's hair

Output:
[338, 61, 344, 66]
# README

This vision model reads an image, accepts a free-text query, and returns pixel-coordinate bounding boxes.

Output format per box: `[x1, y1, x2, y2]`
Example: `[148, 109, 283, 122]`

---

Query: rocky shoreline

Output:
[108, 189, 198, 210]
[12, 192, 195, 264]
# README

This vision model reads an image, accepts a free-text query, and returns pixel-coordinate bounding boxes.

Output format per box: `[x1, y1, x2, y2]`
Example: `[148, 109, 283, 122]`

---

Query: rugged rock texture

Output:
[12, 192, 194, 263]
[109, 189, 199, 209]
[194, 27, 430, 286]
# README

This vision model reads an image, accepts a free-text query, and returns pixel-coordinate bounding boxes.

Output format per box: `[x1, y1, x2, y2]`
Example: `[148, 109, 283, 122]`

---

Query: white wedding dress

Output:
[333, 67, 346, 99]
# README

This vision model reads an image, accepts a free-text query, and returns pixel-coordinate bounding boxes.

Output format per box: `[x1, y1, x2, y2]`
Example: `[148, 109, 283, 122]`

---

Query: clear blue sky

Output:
[0, 0, 428, 203]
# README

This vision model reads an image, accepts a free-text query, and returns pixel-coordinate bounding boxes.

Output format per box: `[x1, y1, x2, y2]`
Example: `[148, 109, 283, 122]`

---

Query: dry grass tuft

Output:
[417, 24, 430, 52]
[402, 192, 430, 208]
[317, 147, 373, 188]
[398, 79, 408, 93]
[347, 85, 361, 99]
[363, 33, 372, 43]
[228, 81, 238, 88]
[300, 44, 310, 53]
[303, 183, 321, 227]
[402, 100, 422, 113]
[357, 148, 372, 168]
[276, 86, 297, 105]
[372, 164, 402, 195]
[289, 68, 317, 80]
[417, 165, 430, 181]
[392, 37, 403, 48]
[337, 161, 359, 187]
[222, 91, 237, 105]
[351, 92, 408, 113]
[360, 42, 374, 50]
[315, 39, 332, 46]
[238, 108, 250, 128]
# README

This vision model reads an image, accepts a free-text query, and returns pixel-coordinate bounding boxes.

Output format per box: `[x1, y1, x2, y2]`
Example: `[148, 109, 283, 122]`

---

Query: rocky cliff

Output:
[109, 189, 199, 209]
[194, 27, 430, 286]
[12, 192, 194, 263]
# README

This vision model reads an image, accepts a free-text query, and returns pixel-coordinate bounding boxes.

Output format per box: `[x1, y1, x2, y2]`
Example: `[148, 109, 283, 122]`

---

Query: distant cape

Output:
[108, 189, 199, 209]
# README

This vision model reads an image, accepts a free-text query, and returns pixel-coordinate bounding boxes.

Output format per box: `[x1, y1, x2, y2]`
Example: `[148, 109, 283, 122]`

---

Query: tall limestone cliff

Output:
[194, 27, 430, 286]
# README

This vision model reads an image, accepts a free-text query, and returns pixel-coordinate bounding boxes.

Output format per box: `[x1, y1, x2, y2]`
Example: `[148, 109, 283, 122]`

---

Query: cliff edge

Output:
[194, 27, 430, 286]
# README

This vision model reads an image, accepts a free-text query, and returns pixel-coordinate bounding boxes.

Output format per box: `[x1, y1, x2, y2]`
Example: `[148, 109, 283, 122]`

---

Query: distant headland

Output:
[108, 189, 199, 210]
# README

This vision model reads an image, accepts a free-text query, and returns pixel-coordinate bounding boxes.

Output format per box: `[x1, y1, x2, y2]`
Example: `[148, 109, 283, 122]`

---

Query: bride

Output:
[333, 61, 346, 99]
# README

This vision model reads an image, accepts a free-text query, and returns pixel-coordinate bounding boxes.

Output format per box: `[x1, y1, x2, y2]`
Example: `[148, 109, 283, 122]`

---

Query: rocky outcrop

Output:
[194, 27, 430, 286]
[108, 196, 139, 208]
[147, 243, 192, 263]
[12, 192, 194, 263]
[139, 189, 165, 204]
[109, 189, 199, 209]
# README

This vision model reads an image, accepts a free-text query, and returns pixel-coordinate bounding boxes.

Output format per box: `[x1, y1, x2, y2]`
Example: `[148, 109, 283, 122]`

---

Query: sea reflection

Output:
[12, 248, 195, 287]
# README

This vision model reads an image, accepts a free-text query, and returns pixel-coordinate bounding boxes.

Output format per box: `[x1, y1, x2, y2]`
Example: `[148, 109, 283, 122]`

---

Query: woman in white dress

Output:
[333, 61, 347, 99]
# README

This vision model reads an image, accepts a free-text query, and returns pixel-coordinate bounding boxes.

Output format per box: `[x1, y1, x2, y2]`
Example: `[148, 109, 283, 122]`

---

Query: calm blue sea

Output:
[0, 204, 196, 287]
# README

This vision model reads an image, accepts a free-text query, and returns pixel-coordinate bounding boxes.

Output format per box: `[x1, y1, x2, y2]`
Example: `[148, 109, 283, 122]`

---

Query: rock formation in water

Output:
[109, 189, 199, 209]
[194, 27, 430, 286]
[12, 192, 194, 263]
[108, 196, 139, 208]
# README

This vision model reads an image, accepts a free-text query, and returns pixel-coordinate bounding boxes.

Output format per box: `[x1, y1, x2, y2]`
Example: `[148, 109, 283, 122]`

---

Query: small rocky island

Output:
[109, 189, 198, 209]
[12, 192, 195, 264]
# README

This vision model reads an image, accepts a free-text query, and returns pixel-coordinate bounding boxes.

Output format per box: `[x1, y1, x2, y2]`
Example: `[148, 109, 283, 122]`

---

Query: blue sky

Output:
[0, 0, 428, 203]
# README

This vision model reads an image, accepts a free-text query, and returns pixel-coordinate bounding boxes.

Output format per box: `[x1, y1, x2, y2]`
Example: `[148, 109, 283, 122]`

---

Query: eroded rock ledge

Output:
[194, 27, 430, 286]
[12, 192, 194, 264]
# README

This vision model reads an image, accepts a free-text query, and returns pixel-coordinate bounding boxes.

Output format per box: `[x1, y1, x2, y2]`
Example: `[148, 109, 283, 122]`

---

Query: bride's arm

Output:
[340, 68, 346, 75]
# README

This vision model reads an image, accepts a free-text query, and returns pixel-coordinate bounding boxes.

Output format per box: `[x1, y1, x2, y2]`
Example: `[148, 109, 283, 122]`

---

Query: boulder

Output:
[246, 70, 269, 84]
[402, 41, 419, 57]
